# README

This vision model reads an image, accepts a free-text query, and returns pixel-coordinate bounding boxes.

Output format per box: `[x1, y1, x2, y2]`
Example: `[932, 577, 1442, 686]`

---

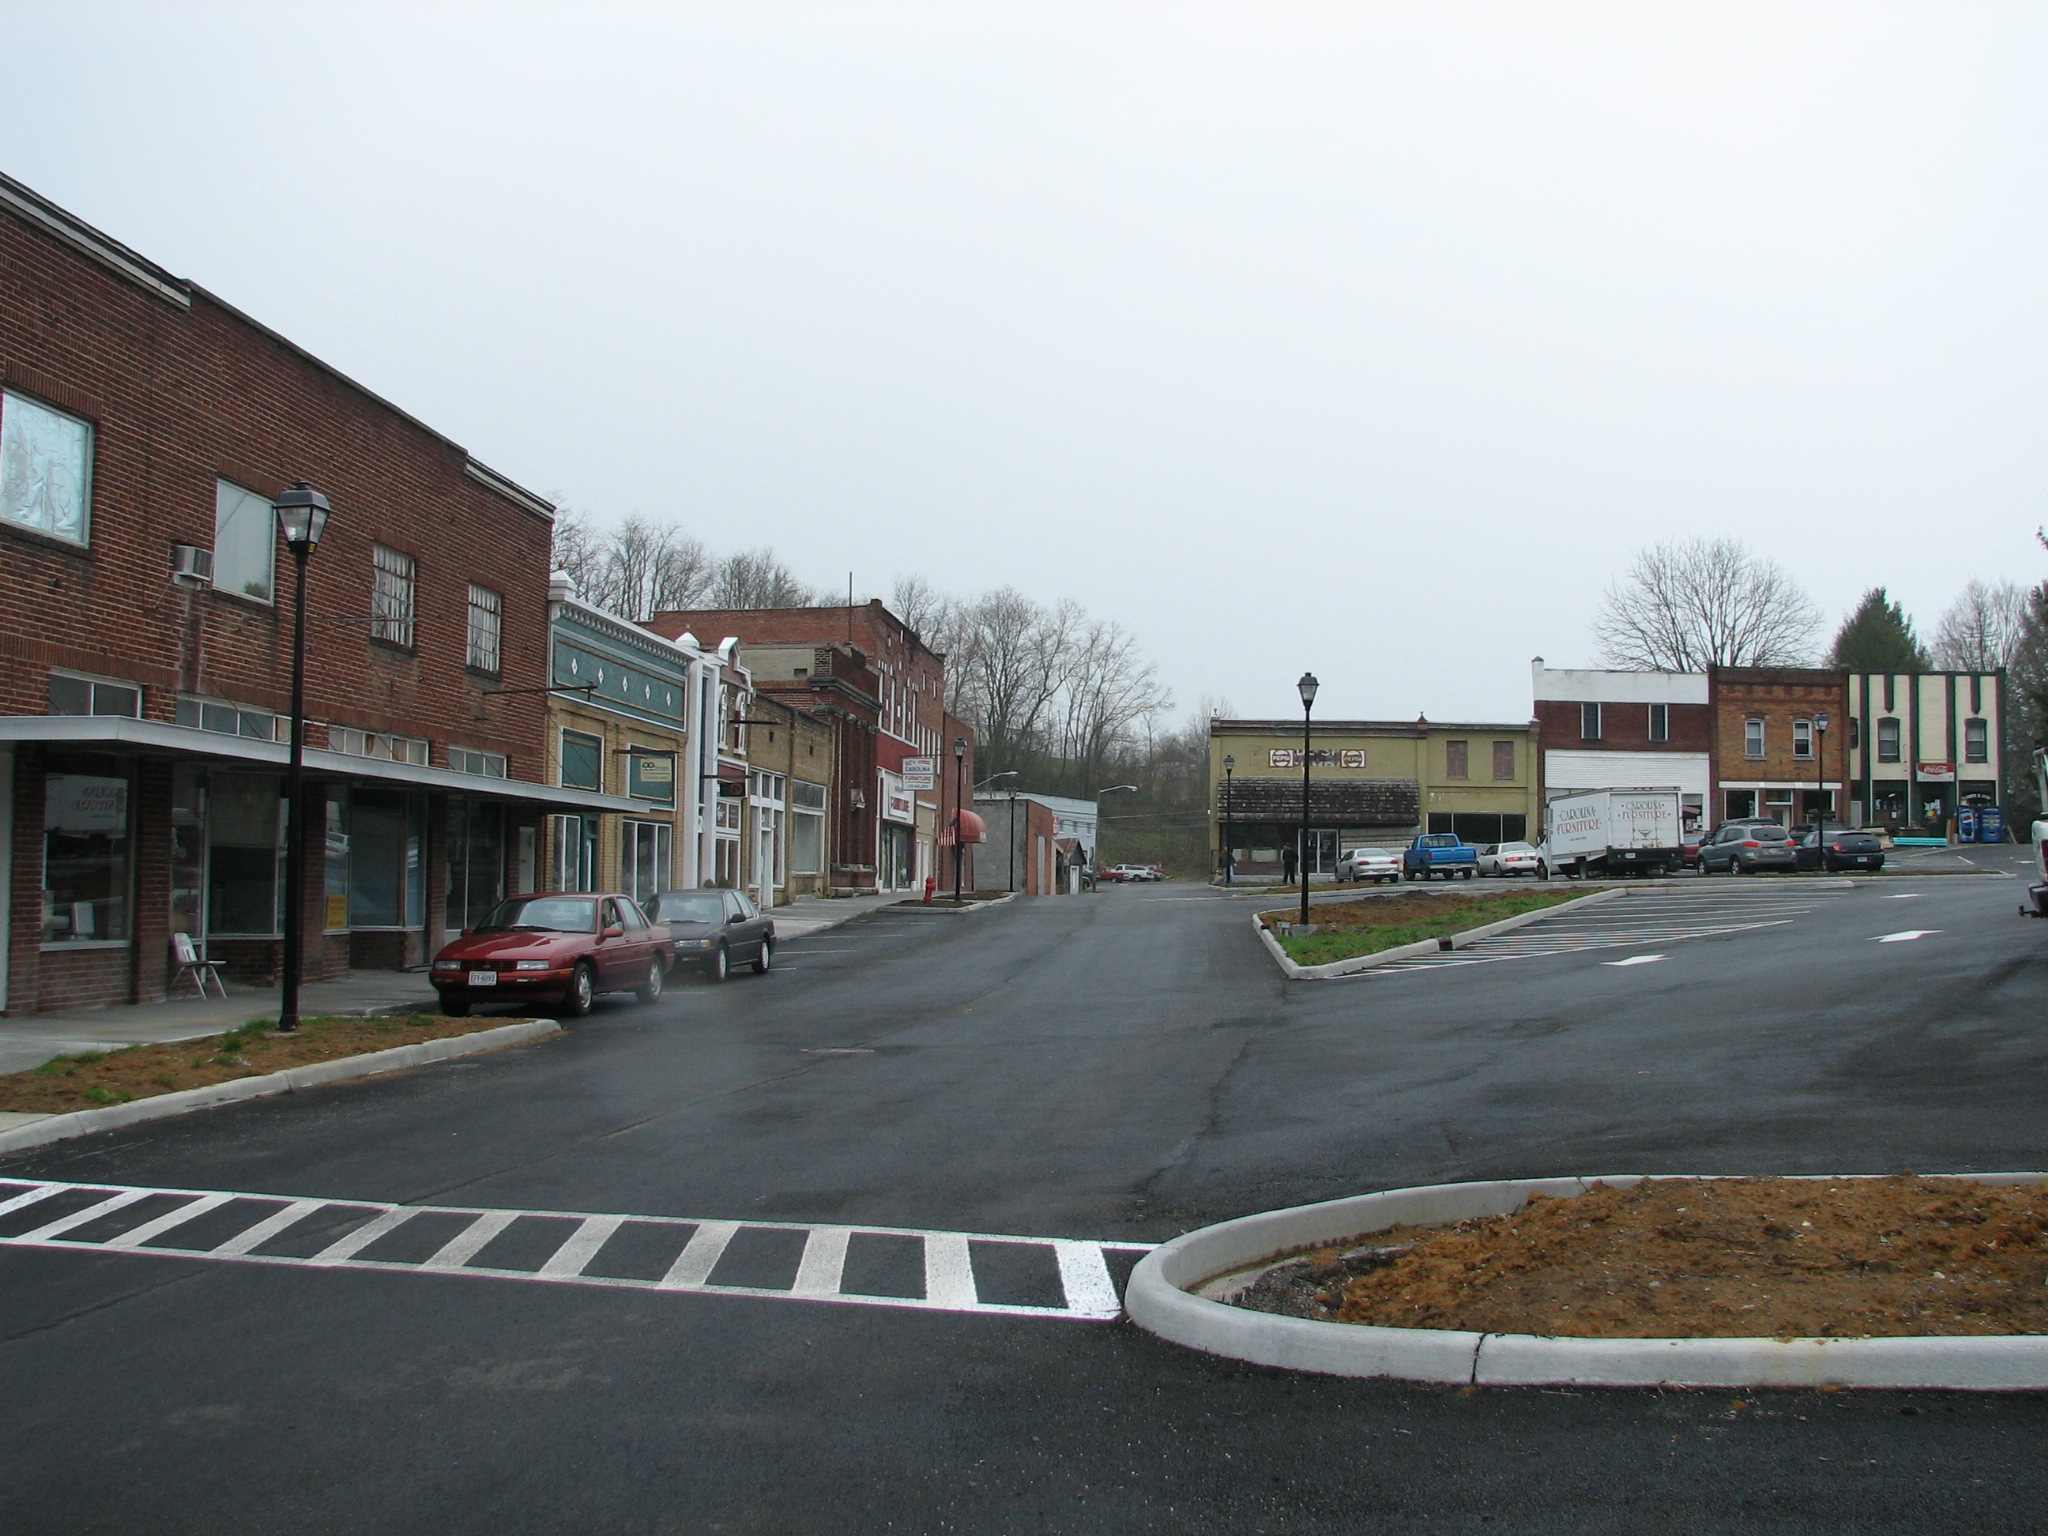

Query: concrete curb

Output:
[1124, 1173, 2048, 1391]
[0, 1019, 562, 1155]
[1253, 888, 1626, 980]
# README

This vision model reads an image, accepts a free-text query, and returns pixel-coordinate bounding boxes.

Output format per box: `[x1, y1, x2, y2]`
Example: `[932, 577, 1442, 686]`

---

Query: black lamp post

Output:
[1297, 672, 1318, 927]
[1221, 753, 1235, 886]
[1813, 713, 1830, 828]
[952, 737, 968, 904]
[273, 482, 330, 1032]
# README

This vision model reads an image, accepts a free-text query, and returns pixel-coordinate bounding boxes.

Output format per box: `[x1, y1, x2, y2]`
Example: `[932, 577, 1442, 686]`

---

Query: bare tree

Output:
[1594, 538, 1822, 670]
[705, 548, 817, 609]
[1931, 579, 2026, 671]
[1047, 617, 1174, 792]
[549, 505, 606, 595]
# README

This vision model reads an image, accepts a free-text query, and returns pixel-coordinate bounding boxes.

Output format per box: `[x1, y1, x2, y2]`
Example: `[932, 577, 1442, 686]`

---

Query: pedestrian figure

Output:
[1281, 843, 1298, 885]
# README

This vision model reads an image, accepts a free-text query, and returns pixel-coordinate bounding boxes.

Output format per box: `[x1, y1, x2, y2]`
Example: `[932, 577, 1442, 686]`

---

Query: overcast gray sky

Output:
[4, 2, 2042, 722]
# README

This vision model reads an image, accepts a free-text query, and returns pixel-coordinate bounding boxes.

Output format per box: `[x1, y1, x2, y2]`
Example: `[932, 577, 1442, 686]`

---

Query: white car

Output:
[1476, 841, 1540, 877]
[1336, 847, 1401, 884]
[1104, 863, 1164, 883]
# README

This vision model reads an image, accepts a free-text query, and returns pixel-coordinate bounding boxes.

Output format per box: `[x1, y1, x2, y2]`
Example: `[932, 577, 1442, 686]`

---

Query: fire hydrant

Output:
[923, 875, 937, 904]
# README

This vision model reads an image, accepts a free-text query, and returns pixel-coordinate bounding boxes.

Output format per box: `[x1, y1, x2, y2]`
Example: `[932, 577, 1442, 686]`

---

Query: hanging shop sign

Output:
[900, 756, 937, 791]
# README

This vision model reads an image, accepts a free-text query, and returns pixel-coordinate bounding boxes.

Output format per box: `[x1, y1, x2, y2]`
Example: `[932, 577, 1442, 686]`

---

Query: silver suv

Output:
[1697, 819, 1799, 875]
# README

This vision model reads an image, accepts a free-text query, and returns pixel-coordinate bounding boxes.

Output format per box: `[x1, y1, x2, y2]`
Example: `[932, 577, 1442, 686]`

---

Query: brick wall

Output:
[1534, 699, 1713, 754]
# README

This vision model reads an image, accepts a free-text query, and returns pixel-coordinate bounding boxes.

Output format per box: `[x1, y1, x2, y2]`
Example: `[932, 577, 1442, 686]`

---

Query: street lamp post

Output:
[1221, 753, 1235, 886]
[952, 737, 968, 904]
[1813, 713, 1830, 829]
[1297, 672, 1318, 928]
[272, 482, 331, 1033]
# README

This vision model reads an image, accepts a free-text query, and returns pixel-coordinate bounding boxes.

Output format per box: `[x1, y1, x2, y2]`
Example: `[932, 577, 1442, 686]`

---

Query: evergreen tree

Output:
[1828, 588, 1928, 670]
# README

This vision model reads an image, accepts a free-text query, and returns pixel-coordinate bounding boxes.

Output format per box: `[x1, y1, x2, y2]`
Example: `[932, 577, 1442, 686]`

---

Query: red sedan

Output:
[429, 893, 673, 1018]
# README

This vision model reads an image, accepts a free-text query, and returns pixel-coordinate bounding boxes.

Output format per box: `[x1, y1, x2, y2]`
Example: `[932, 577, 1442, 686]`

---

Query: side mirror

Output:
[460, 928, 473, 938]
[602, 925, 624, 939]
[727, 913, 744, 925]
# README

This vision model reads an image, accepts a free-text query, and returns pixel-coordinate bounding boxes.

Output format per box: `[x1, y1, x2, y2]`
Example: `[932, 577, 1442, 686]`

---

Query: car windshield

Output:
[477, 896, 599, 934]
[1499, 843, 1535, 854]
[656, 893, 726, 924]
[1356, 849, 1391, 858]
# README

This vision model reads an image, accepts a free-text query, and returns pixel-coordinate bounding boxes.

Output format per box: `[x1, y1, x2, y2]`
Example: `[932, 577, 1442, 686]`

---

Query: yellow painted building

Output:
[1209, 717, 1538, 877]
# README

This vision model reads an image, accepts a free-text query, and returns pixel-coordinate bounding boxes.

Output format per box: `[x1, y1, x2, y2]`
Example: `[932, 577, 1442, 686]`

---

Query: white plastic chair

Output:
[171, 932, 228, 1000]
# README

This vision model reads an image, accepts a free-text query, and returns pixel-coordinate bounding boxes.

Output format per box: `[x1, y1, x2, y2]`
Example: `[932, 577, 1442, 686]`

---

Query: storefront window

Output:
[325, 786, 351, 931]
[790, 810, 823, 876]
[170, 765, 206, 945]
[209, 773, 283, 935]
[448, 798, 504, 931]
[42, 766, 130, 943]
[550, 814, 598, 892]
[352, 790, 424, 927]
[623, 819, 672, 905]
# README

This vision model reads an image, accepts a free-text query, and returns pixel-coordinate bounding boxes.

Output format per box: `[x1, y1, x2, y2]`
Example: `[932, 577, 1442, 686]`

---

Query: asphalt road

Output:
[3, 856, 2045, 1534]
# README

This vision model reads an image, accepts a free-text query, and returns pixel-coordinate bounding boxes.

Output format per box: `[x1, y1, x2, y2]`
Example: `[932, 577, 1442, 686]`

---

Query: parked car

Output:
[1476, 841, 1539, 878]
[1104, 863, 1164, 882]
[1403, 833, 1478, 881]
[651, 888, 776, 980]
[430, 893, 673, 1017]
[1336, 847, 1401, 884]
[1695, 820, 1799, 875]
[1792, 825, 1886, 873]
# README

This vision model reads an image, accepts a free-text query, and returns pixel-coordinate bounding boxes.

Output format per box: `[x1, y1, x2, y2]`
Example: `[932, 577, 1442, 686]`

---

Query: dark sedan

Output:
[1696, 820, 1799, 875]
[651, 889, 776, 981]
[429, 893, 673, 1017]
[1793, 825, 1886, 872]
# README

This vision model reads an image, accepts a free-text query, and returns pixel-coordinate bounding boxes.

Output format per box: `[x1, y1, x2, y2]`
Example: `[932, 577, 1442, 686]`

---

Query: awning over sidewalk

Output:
[0, 715, 646, 813]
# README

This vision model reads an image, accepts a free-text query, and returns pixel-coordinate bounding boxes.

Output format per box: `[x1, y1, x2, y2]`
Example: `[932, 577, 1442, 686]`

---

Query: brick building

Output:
[645, 601, 976, 893]
[1706, 667, 1851, 827]
[0, 172, 636, 1012]
[1532, 660, 1713, 832]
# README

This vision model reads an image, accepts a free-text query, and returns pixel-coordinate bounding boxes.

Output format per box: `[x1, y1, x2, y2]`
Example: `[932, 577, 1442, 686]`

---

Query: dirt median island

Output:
[0, 1013, 543, 1115]
[1231, 1176, 2048, 1339]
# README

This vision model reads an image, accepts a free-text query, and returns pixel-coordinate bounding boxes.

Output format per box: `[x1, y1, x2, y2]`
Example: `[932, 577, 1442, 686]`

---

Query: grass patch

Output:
[0, 1012, 540, 1116]
[1262, 888, 1586, 966]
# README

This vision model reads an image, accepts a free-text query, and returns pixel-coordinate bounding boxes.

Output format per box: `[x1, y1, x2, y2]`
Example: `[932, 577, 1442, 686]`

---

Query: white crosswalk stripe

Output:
[0, 1178, 1149, 1322]
[1356, 882, 1856, 976]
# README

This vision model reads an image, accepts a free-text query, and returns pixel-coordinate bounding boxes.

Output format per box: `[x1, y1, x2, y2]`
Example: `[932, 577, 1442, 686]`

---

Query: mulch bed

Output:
[1228, 1176, 2048, 1338]
[0, 1013, 538, 1115]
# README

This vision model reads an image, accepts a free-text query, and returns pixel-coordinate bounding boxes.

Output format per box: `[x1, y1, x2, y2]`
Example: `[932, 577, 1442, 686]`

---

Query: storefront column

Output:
[130, 758, 174, 1005]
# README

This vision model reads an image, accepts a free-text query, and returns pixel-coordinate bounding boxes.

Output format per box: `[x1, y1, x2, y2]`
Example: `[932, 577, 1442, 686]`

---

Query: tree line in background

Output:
[1595, 536, 2046, 817]
[549, 510, 1207, 868]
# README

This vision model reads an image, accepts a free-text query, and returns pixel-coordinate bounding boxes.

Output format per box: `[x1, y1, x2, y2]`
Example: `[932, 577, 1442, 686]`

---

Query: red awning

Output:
[940, 809, 988, 846]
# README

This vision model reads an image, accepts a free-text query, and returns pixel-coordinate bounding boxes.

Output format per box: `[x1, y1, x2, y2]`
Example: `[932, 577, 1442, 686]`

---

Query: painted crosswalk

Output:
[1354, 881, 1857, 976]
[0, 1178, 1148, 1321]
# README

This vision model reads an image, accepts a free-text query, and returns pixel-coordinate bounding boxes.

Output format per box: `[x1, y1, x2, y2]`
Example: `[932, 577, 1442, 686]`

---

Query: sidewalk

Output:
[769, 889, 911, 939]
[0, 971, 443, 1077]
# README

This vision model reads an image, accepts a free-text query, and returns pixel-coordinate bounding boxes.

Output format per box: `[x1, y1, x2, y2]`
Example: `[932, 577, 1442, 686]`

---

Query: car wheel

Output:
[436, 990, 470, 1017]
[1461, 867, 1474, 880]
[706, 944, 729, 983]
[752, 940, 773, 975]
[636, 958, 665, 1005]
[562, 962, 596, 1018]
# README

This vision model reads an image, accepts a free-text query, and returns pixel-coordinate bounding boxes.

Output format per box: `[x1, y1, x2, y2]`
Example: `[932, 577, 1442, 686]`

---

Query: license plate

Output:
[467, 969, 496, 987]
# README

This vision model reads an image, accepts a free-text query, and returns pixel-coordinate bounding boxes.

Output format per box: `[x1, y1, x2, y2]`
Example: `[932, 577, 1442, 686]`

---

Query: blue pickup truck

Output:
[1402, 833, 1478, 881]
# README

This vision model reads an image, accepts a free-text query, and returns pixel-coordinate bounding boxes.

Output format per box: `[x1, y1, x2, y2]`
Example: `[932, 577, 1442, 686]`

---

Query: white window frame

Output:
[49, 670, 141, 718]
[177, 695, 283, 741]
[1648, 703, 1669, 742]
[549, 813, 598, 892]
[1877, 717, 1902, 763]
[1744, 718, 1766, 759]
[212, 480, 276, 605]
[1792, 718, 1814, 759]
[449, 746, 508, 778]
[327, 727, 429, 765]
[623, 818, 673, 906]
[1964, 718, 1989, 764]
[371, 544, 417, 648]
[466, 583, 503, 673]
[0, 388, 93, 546]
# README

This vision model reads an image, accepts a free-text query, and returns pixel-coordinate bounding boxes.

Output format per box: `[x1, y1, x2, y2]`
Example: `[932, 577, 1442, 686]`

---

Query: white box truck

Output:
[1537, 787, 1686, 880]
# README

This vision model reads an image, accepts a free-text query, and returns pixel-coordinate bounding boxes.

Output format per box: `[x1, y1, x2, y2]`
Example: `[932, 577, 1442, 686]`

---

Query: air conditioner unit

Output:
[170, 544, 214, 586]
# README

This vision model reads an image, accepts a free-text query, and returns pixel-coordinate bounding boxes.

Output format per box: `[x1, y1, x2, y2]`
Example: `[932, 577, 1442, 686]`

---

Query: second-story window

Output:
[1648, 703, 1669, 742]
[1965, 718, 1989, 764]
[372, 544, 416, 648]
[1792, 718, 1814, 759]
[212, 480, 275, 603]
[559, 730, 603, 791]
[1492, 740, 1515, 781]
[1444, 739, 1469, 780]
[1877, 718, 1902, 763]
[449, 746, 508, 778]
[1580, 702, 1601, 741]
[1744, 718, 1766, 758]
[49, 671, 141, 718]
[466, 584, 502, 673]
[0, 389, 93, 546]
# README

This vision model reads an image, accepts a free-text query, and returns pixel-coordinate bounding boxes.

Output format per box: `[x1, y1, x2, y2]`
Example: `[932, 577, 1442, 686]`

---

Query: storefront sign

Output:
[627, 750, 675, 801]
[1266, 749, 1368, 770]
[1915, 761, 1956, 783]
[880, 770, 917, 824]
[45, 775, 127, 834]
[900, 756, 937, 790]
